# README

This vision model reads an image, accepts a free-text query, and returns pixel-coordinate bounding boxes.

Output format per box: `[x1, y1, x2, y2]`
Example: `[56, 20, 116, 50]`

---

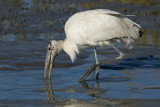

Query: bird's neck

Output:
[62, 39, 79, 62]
[56, 40, 64, 53]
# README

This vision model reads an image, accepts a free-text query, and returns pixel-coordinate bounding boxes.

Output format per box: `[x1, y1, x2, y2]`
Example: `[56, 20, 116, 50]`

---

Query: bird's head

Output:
[44, 40, 63, 79]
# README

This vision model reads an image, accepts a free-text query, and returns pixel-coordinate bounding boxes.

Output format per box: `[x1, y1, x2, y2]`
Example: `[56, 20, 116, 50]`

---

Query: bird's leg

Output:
[79, 43, 123, 81]
[93, 47, 100, 79]
[79, 43, 130, 81]
[79, 57, 117, 82]
[109, 42, 124, 60]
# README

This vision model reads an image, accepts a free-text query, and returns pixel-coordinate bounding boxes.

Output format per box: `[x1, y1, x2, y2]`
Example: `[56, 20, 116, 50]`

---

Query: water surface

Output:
[0, 0, 160, 106]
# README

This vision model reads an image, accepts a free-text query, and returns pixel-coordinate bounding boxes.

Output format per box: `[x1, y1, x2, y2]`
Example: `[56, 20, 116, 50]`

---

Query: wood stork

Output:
[44, 9, 143, 80]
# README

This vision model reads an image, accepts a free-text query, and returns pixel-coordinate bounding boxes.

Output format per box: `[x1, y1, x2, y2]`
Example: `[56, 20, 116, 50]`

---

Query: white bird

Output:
[44, 9, 143, 80]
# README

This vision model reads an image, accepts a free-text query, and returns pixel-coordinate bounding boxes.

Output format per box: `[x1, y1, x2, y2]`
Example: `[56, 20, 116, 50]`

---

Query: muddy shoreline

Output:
[0, 0, 160, 106]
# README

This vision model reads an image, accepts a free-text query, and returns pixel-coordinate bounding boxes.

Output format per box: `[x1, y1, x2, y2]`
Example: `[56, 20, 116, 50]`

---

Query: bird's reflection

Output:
[44, 77, 105, 99]
[44, 79, 55, 101]
[79, 79, 105, 98]
[80, 79, 99, 89]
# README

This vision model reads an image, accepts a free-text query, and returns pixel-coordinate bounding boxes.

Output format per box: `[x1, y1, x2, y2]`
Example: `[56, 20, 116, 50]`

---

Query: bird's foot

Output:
[116, 53, 124, 60]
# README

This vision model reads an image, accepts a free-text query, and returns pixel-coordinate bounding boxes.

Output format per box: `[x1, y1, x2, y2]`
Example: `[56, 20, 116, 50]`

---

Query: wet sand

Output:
[0, 0, 160, 106]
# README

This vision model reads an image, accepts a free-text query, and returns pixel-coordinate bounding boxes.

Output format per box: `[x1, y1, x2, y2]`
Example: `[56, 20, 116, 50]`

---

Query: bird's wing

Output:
[65, 9, 141, 45]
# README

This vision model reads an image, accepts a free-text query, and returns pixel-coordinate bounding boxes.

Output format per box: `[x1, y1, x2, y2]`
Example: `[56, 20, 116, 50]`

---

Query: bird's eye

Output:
[48, 47, 51, 50]
[48, 43, 52, 50]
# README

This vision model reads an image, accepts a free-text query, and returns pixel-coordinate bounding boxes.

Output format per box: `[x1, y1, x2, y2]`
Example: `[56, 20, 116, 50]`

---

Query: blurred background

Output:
[0, 0, 160, 44]
[0, 0, 160, 107]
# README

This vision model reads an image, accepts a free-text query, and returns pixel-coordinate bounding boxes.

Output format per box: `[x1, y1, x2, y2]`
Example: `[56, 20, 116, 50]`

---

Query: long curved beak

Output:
[44, 44, 57, 79]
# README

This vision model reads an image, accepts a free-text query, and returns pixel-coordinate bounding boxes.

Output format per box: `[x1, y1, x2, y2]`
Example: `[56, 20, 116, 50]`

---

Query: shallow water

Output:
[0, 0, 160, 106]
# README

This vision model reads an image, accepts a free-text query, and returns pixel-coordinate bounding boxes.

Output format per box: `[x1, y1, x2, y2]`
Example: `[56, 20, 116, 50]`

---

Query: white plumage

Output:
[44, 9, 143, 79]
[63, 9, 141, 62]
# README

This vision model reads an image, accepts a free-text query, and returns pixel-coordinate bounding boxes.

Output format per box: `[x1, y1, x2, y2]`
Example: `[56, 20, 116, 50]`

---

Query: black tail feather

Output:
[139, 30, 143, 37]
